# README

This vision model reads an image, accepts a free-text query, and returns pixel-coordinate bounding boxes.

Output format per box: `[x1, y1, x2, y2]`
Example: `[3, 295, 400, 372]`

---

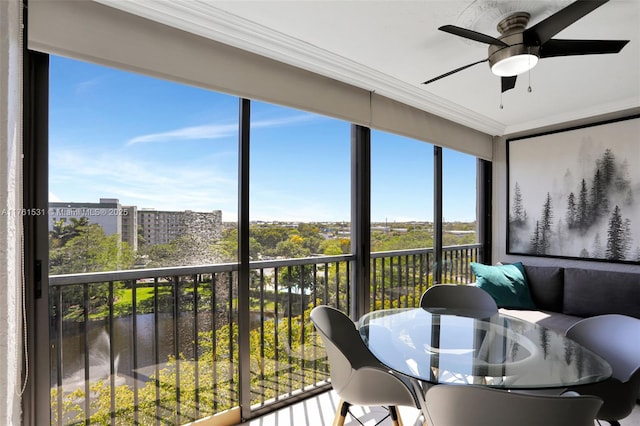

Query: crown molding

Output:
[503, 97, 640, 135]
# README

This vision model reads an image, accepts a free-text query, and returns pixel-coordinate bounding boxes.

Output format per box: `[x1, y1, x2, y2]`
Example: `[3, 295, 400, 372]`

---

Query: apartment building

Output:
[49, 199, 222, 250]
[48, 198, 138, 250]
[138, 209, 222, 246]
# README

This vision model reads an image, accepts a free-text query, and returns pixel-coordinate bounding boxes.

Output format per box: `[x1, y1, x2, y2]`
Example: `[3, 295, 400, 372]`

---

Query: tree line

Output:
[49, 219, 477, 274]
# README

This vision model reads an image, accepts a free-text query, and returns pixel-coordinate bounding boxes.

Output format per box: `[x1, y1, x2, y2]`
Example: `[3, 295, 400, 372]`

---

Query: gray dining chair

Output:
[310, 305, 420, 426]
[565, 314, 640, 426]
[423, 385, 602, 426]
[420, 284, 498, 316]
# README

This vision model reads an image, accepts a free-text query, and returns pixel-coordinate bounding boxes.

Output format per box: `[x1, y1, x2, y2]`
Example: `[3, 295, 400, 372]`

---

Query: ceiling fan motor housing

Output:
[488, 12, 540, 76]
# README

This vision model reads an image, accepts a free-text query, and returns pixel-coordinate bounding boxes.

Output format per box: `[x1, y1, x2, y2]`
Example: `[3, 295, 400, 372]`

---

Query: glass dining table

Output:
[358, 308, 612, 417]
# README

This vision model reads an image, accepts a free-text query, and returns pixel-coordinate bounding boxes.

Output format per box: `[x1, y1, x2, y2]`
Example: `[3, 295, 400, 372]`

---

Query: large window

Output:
[49, 55, 239, 271]
[249, 101, 350, 260]
[443, 147, 478, 242]
[442, 148, 479, 283]
[369, 131, 435, 308]
[371, 130, 435, 252]
[48, 56, 241, 425]
[246, 101, 351, 410]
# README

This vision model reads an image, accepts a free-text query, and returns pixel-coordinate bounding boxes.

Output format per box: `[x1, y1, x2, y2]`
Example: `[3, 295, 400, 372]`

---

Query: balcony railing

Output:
[48, 244, 479, 425]
[370, 244, 480, 309]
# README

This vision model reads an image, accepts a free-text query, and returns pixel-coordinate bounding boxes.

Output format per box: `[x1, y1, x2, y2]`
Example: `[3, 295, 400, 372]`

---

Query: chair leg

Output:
[333, 399, 351, 426]
[389, 406, 404, 426]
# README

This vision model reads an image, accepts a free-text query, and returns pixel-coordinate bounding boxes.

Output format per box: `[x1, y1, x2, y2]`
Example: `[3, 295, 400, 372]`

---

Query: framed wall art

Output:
[507, 115, 640, 263]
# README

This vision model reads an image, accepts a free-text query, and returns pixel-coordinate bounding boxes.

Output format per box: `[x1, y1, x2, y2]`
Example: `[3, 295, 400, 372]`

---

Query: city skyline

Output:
[49, 55, 477, 223]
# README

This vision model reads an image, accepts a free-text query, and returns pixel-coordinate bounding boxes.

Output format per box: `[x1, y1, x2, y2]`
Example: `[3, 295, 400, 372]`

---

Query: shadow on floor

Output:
[240, 390, 640, 426]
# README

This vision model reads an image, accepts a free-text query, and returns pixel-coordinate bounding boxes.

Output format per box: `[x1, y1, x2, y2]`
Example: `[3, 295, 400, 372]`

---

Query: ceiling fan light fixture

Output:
[491, 53, 538, 76]
[424, 4, 629, 91]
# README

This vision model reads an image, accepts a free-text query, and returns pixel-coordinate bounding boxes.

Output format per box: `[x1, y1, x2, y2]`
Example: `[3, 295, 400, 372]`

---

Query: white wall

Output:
[0, 0, 24, 424]
[492, 108, 640, 273]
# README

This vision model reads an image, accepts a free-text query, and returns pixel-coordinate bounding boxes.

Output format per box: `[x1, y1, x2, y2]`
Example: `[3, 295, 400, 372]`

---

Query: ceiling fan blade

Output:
[540, 39, 630, 58]
[422, 58, 488, 85]
[524, 0, 609, 46]
[439, 25, 508, 47]
[502, 76, 517, 93]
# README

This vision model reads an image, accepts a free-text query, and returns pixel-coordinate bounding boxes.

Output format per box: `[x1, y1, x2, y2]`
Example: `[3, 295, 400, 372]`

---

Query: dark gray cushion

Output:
[563, 268, 640, 319]
[523, 265, 564, 312]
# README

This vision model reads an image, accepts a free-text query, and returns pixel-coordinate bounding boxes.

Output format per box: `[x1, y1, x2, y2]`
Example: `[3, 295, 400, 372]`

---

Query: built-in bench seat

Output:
[500, 264, 640, 335]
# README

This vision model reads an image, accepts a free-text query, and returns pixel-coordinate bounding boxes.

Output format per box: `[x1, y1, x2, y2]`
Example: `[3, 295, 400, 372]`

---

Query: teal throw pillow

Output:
[470, 262, 536, 309]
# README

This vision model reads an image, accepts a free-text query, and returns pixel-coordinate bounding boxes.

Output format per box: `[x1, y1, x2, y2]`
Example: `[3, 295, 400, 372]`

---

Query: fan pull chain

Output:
[527, 49, 533, 92]
[499, 91, 504, 109]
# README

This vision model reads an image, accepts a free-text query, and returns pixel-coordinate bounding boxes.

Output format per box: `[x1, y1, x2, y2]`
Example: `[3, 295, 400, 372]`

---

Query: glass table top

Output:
[359, 308, 612, 389]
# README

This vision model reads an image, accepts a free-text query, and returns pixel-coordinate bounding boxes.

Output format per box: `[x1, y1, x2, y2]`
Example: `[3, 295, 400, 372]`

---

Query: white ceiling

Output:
[96, 0, 640, 136]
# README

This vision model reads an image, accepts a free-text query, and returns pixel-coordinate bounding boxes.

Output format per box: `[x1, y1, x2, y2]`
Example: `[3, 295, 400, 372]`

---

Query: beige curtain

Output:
[0, 0, 24, 424]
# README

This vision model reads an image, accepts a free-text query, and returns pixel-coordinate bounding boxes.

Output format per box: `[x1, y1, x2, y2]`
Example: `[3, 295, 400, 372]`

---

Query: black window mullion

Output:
[350, 124, 371, 319]
[237, 98, 252, 420]
[434, 146, 443, 284]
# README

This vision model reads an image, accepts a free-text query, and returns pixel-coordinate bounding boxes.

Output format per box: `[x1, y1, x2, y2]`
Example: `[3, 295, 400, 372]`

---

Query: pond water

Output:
[52, 309, 278, 392]
[52, 312, 221, 390]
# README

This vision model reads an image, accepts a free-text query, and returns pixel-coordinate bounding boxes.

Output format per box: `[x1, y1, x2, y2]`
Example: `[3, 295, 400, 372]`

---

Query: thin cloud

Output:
[251, 115, 316, 129]
[49, 149, 237, 216]
[75, 75, 108, 97]
[127, 123, 238, 145]
[127, 114, 316, 146]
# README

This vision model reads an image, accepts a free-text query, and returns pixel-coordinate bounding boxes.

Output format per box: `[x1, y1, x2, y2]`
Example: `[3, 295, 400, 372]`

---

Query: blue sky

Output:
[49, 55, 477, 222]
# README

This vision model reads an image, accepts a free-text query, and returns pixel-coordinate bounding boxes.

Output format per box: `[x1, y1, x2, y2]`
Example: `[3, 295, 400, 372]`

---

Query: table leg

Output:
[410, 378, 431, 426]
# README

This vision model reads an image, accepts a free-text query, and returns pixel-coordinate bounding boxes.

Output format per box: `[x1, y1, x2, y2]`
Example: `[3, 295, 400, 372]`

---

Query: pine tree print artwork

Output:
[508, 117, 640, 262]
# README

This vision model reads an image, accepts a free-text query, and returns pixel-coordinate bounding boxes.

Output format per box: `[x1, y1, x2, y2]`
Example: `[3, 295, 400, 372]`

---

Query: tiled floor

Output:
[240, 389, 640, 426]
[239, 390, 421, 426]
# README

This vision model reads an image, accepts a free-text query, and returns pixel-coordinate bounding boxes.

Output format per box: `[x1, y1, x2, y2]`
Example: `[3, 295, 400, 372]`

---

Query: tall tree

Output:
[623, 219, 633, 259]
[211, 228, 262, 262]
[251, 226, 294, 256]
[597, 148, 616, 189]
[275, 237, 310, 258]
[555, 219, 566, 254]
[539, 193, 553, 255]
[49, 216, 90, 247]
[297, 223, 324, 254]
[50, 223, 135, 274]
[577, 179, 590, 231]
[511, 182, 527, 226]
[605, 206, 630, 261]
[530, 220, 541, 255]
[566, 192, 577, 229]
[589, 168, 608, 221]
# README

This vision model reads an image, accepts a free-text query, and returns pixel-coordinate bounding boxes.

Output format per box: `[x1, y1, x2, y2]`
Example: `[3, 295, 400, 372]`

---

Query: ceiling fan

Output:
[422, 0, 629, 93]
